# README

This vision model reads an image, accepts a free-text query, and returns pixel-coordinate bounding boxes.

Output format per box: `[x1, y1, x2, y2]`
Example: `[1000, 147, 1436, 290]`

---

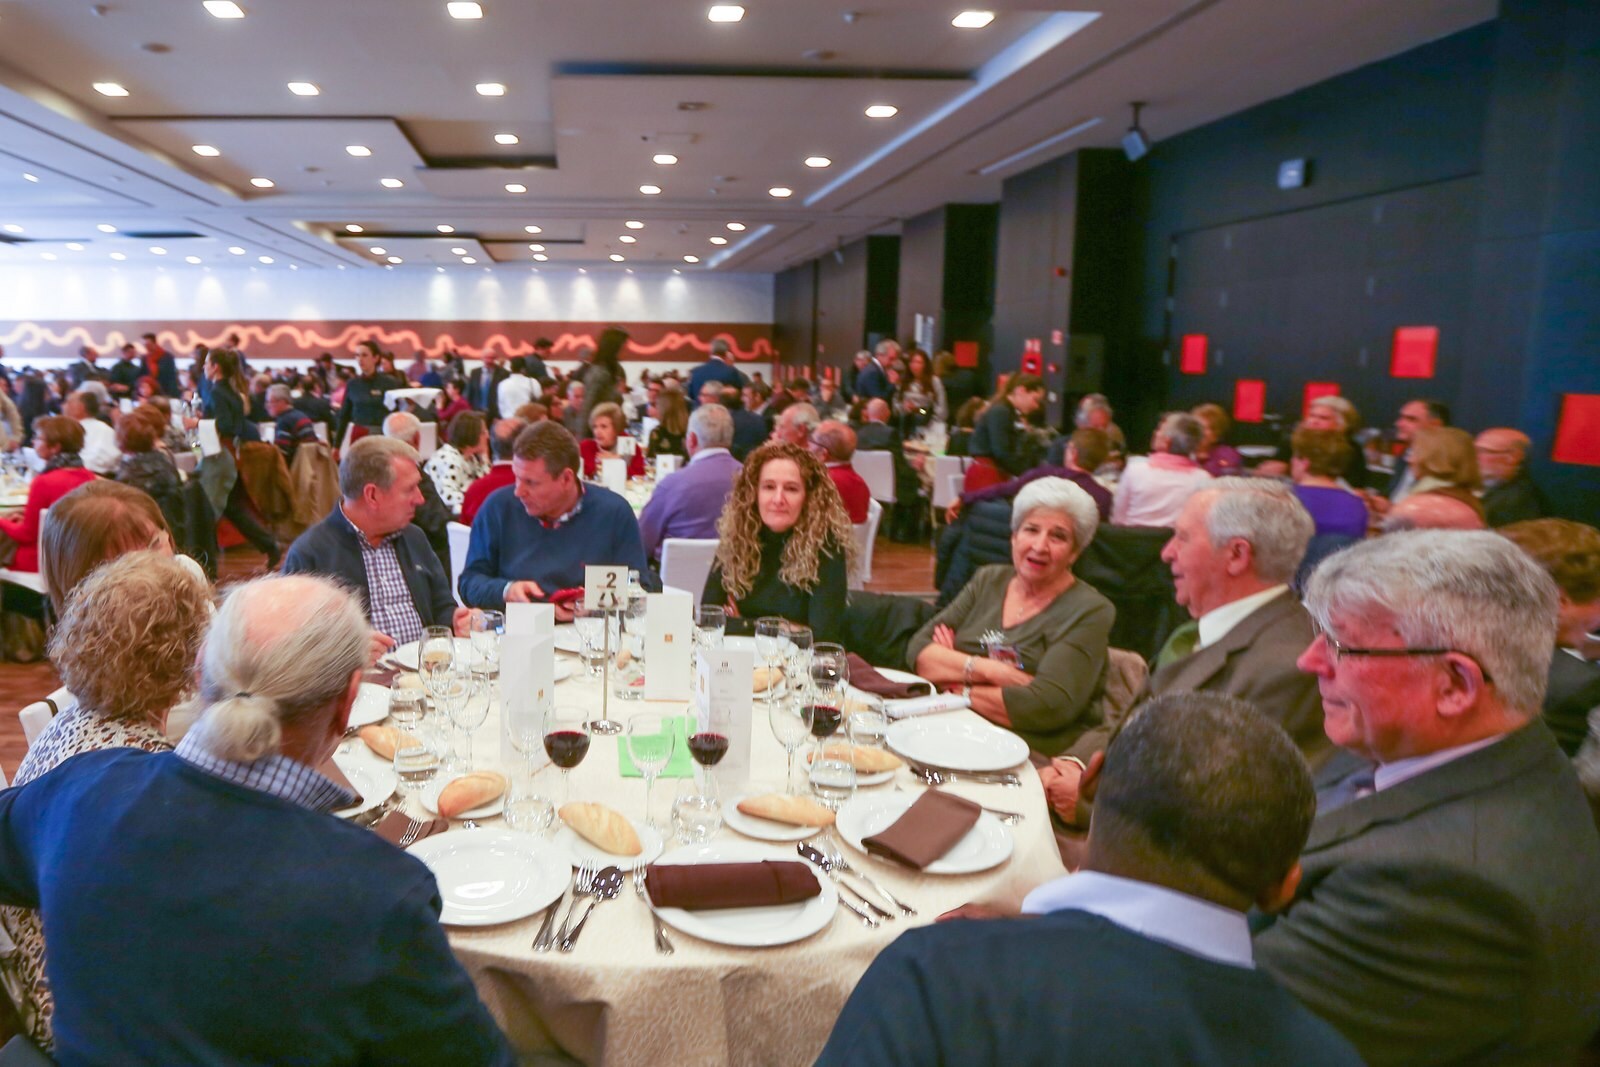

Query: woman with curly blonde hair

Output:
[703, 441, 854, 643]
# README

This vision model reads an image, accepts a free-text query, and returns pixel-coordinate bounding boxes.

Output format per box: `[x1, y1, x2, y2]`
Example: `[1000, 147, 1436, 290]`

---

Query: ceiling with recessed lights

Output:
[0, 0, 1495, 274]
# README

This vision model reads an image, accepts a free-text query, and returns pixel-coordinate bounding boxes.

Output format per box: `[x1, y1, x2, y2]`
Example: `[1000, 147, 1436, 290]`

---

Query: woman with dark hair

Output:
[0, 417, 98, 572]
[195, 348, 280, 568]
[435, 378, 471, 425]
[16, 375, 55, 439]
[115, 409, 185, 535]
[702, 441, 854, 643]
[423, 409, 489, 514]
[39, 480, 183, 617]
[899, 349, 947, 429]
[578, 326, 629, 431]
[647, 382, 690, 460]
[965, 373, 1046, 492]
[1191, 403, 1245, 477]
[946, 396, 987, 458]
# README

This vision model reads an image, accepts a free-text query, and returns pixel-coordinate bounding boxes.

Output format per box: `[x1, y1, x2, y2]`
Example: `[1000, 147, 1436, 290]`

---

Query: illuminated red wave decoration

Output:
[0, 320, 775, 363]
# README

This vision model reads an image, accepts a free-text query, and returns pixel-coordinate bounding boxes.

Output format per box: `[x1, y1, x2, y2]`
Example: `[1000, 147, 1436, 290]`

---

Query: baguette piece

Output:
[752, 665, 783, 693]
[560, 802, 643, 856]
[736, 793, 836, 828]
[438, 771, 507, 818]
[809, 744, 903, 774]
[358, 725, 417, 761]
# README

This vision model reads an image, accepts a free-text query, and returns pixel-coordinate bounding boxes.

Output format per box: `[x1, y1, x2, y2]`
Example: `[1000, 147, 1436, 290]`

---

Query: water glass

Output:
[388, 684, 426, 729]
[393, 728, 443, 796]
[469, 610, 504, 680]
[847, 703, 890, 750]
[572, 608, 608, 677]
[611, 598, 647, 700]
[695, 605, 726, 649]
[782, 623, 814, 680]
[672, 779, 722, 844]
[626, 712, 676, 828]
[808, 754, 857, 811]
[503, 775, 556, 836]
[754, 616, 785, 701]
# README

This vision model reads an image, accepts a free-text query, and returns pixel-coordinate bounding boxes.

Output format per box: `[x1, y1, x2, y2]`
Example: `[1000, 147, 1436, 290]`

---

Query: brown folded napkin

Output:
[375, 811, 449, 847]
[364, 664, 401, 687]
[317, 758, 356, 796]
[862, 790, 983, 869]
[846, 653, 932, 700]
[645, 861, 821, 911]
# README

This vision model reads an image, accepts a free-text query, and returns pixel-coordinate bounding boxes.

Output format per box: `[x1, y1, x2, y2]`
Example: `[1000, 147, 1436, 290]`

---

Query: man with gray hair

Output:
[284, 435, 469, 651]
[1045, 479, 1326, 822]
[265, 382, 317, 462]
[638, 403, 741, 560]
[1254, 530, 1600, 1066]
[770, 400, 819, 449]
[0, 575, 514, 1063]
[1110, 412, 1212, 527]
[686, 336, 747, 410]
[382, 410, 452, 573]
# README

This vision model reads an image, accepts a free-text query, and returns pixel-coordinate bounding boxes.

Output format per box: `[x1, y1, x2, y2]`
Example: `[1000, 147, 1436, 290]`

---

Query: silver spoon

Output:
[560, 867, 624, 952]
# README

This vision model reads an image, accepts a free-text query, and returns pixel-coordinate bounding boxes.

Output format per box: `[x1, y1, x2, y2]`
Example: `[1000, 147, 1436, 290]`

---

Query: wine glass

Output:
[572, 607, 607, 677]
[768, 695, 815, 794]
[754, 616, 785, 702]
[695, 605, 726, 649]
[687, 701, 731, 797]
[448, 673, 491, 770]
[808, 643, 849, 753]
[626, 712, 676, 828]
[418, 625, 457, 714]
[432, 666, 473, 776]
[782, 623, 814, 679]
[542, 704, 592, 805]
[468, 609, 504, 683]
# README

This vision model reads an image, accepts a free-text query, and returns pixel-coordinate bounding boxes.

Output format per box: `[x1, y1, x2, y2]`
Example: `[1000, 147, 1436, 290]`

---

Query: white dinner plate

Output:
[330, 749, 397, 819]
[836, 793, 1014, 875]
[406, 830, 569, 926]
[348, 682, 392, 728]
[723, 794, 827, 842]
[647, 840, 838, 947]
[554, 817, 664, 872]
[886, 717, 1029, 773]
[420, 774, 508, 819]
[553, 625, 582, 654]
[390, 637, 474, 672]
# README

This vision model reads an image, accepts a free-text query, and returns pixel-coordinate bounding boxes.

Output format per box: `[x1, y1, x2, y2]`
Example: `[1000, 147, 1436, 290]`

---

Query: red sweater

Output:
[828, 463, 872, 524]
[460, 464, 516, 527]
[579, 437, 646, 480]
[0, 466, 99, 571]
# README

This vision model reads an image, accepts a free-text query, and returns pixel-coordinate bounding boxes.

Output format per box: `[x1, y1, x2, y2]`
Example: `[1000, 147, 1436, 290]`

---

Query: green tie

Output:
[1154, 620, 1201, 671]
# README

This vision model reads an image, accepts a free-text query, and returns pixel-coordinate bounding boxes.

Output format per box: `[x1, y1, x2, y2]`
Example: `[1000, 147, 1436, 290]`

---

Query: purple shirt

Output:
[638, 448, 743, 559]
[1294, 484, 1369, 539]
[961, 464, 1113, 522]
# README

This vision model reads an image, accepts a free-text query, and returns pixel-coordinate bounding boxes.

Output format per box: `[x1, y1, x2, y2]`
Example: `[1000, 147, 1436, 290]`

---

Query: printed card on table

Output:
[655, 454, 680, 477]
[644, 589, 693, 700]
[694, 644, 753, 785]
[600, 457, 628, 493]
[500, 628, 556, 766]
[505, 602, 555, 638]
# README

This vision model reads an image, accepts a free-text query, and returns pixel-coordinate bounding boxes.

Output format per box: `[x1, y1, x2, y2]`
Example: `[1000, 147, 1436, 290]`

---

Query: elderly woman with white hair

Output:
[908, 477, 1115, 756]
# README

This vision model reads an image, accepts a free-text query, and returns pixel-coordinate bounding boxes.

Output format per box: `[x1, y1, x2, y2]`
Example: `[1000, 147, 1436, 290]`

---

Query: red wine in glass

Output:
[544, 730, 591, 769]
[807, 704, 842, 740]
[687, 732, 730, 766]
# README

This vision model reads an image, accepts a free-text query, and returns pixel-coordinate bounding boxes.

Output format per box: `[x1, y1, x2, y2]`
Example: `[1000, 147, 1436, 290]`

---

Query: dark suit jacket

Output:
[1066, 590, 1328, 767]
[851, 359, 893, 402]
[466, 365, 509, 420]
[1482, 469, 1548, 527]
[729, 409, 767, 461]
[282, 506, 456, 630]
[1545, 649, 1600, 756]
[1254, 723, 1600, 1066]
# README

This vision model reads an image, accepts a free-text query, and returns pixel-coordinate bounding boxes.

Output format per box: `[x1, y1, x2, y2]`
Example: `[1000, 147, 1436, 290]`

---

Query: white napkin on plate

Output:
[882, 693, 971, 720]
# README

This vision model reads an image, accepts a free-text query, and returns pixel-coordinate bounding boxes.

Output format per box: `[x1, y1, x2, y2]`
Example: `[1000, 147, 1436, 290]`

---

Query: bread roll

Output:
[438, 771, 507, 818]
[752, 665, 783, 693]
[736, 793, 836, 828]
[358, 725, 417, 761]
[810, 744, 903, 774]
[560, 802, 643, 856]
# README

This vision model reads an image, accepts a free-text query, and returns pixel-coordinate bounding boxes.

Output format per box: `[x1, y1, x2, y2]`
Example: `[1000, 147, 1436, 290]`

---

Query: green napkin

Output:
[617, 714, 697, 779]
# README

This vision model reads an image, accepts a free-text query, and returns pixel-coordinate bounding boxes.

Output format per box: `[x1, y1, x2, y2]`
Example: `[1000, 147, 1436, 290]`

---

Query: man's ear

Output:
[1435, 653, 1488, 720]
[1257, 862, 1303, 914]
[334, 668, 361, 736]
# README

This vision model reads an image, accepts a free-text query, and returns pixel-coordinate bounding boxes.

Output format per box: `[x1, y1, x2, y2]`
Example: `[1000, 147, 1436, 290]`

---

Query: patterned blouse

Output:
[0, 706, 173, 1052]
[424, 444, 488, 515]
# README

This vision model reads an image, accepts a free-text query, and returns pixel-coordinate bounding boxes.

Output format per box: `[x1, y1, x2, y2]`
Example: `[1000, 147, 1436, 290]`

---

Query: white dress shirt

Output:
[497, 373, 539, 415]
[1197, 585, 1290, 649]
[1020, 870, 1255, 968]
[76, 416, 120, 475]
[1374, 734, 1503, 793]
[1112, 454, 1213, 527]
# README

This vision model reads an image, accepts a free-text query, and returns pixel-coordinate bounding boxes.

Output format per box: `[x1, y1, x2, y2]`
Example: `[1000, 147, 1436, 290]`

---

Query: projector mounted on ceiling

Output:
[1122, 101, 1150, 162]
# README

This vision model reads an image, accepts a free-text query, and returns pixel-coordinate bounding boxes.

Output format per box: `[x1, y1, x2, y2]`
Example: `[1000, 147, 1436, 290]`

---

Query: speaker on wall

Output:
[1122, 101, 1149, 162]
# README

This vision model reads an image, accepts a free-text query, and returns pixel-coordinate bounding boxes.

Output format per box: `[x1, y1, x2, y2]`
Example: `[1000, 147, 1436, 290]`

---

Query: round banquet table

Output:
[375, 659, 1066, 1066]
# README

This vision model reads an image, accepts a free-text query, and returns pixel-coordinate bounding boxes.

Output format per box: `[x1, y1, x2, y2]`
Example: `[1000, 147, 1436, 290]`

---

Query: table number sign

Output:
[502, 603, 556, 765]
[644, 589, 693, 700]
[694, 644, 754, 785]
[584, 564, 628, 612]
[655, 454, 680, 477]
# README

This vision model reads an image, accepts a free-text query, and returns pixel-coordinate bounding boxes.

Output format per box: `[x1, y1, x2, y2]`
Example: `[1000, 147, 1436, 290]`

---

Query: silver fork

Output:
[825, 836, 916, 916]
[633, 868, 675, 955]
[549, 865, 595, 949]
[397, 816, 428, 846]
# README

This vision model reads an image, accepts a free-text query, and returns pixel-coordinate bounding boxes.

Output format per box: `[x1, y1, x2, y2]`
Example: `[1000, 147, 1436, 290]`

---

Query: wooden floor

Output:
[0, 536, 938, 782]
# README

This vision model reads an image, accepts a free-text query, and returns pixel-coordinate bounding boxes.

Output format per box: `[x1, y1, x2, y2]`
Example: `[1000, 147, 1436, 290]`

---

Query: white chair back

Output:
[447, 522, 471, 606]
[660, 538, 720, 611]
[417, 422, 438, 460]
[852, 451, 896, 504]
[20, 687, 75, 749]
[339, 422, 355, 455]
[852, 498, 883, 588]
[257, 422, 276, 443]
[929, 456, 970, 509]
[313, 422, 329, 444]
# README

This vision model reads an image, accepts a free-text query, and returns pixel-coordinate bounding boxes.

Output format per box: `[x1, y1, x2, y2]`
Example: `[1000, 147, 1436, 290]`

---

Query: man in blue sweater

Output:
[0, 574, 515, 1066]
[817, 692, 1363, 1067]
[459, 421, 651, 617]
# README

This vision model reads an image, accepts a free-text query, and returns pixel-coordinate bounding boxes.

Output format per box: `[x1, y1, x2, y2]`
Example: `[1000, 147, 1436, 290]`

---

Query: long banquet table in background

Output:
[379, 659, 1065, 1066]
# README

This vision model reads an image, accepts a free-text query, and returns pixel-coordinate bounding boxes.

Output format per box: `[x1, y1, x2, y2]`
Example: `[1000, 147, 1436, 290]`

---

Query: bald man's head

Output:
[1475, 428, 1530, 486]
[865, 398, 891, 423]
[1384, 490, 1486, 533]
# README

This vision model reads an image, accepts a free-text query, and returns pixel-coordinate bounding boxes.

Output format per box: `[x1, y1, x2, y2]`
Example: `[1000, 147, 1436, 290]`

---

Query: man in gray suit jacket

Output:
[1254, 530, 1600, 1066]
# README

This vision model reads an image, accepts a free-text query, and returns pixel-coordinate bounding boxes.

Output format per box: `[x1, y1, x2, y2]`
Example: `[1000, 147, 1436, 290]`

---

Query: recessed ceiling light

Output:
[683, 255, 700, 263]
[345, 224, 363, 233]
[726, 222, 746, 231]
[2, 224, 22, 234]
[625, 220, 645, 229]
[707, 5, 744, 22]
[110, 252, 127, 260]
[380, 177, 404, 188]
[249, 177, 274, 188]
[619, 235, 637, 244]
[369, 246, 387, 255]
[494, 133, 519, 145]
[447, 1, 482, 18]
[709, 236, 728, 245]
[652, 153, 679, 165]
[524, 225, 542, 234]
[258, 255, 273, 263]
[476, 82, 506, 97]
[639, 184, 662, 195]
[450, 247, 467, 255]
[387, 255, 403, 264]
[436, 224, 455, 233]
[228, 245, 246, 254]
[65, 242, 84, 251]
[437, 266, 446, 273]
[192, 144, 221, 157]
[528, 244, 544, 251]
[22, 173, 39, 183]
[185, 255, 202, 264]
[768, 186, 793, 198]
[98, 223, 118, 233]
[673, 268, 681, 274]
[578, 267, 587, 274]
[951, 10, 995, 28]
[505, 183, 526, 193]
[149, 246, 167, 255]
[804, 156, 832, 168]
[461, 256, 477, 264]
[287, 81, 320, 96]
[40, 252, 57, 261]
[346, 145, 371, 156]
[532, 253, 548, 261]
[865, 104, 898, 119]
[609, 254, 625, 262]
[290, 264, 299, 270]
[93, 82, 130, 97]
[204, 1, 246, 18]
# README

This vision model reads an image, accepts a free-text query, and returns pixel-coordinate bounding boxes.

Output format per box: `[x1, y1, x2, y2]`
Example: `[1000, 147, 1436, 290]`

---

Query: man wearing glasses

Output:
[1253, 530, 1600, 1066]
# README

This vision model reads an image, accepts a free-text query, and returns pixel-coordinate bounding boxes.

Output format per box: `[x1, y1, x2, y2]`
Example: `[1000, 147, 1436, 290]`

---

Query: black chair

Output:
[843, 591, 937, 670]
[1071, 525, 1183, 664]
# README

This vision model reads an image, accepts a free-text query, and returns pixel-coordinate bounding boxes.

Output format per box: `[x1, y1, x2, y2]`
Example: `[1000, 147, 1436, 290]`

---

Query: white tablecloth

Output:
[387, 663, 1064, 1065]
[384, 387, 441, 411]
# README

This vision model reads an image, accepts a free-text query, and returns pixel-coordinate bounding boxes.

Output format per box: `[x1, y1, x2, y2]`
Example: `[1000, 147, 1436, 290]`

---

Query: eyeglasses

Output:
[1314, 628, 1494, 684]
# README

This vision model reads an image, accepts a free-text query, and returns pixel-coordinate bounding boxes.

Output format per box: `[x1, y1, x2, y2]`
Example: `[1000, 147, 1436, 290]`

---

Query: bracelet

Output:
[962, 655, 976, 686]
[1060, 755, 1087, 771]
[961, 684, 972, 701]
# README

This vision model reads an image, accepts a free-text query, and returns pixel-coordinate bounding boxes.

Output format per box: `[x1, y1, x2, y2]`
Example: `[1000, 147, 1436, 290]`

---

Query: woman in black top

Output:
[647, 382, 689, 460]
[967, 373, 1045, 492]
[578, 327, 629, 432]
[703, 441, 854, 645]
[335, 343, 402, 445]
[201, 349, 280, 567]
